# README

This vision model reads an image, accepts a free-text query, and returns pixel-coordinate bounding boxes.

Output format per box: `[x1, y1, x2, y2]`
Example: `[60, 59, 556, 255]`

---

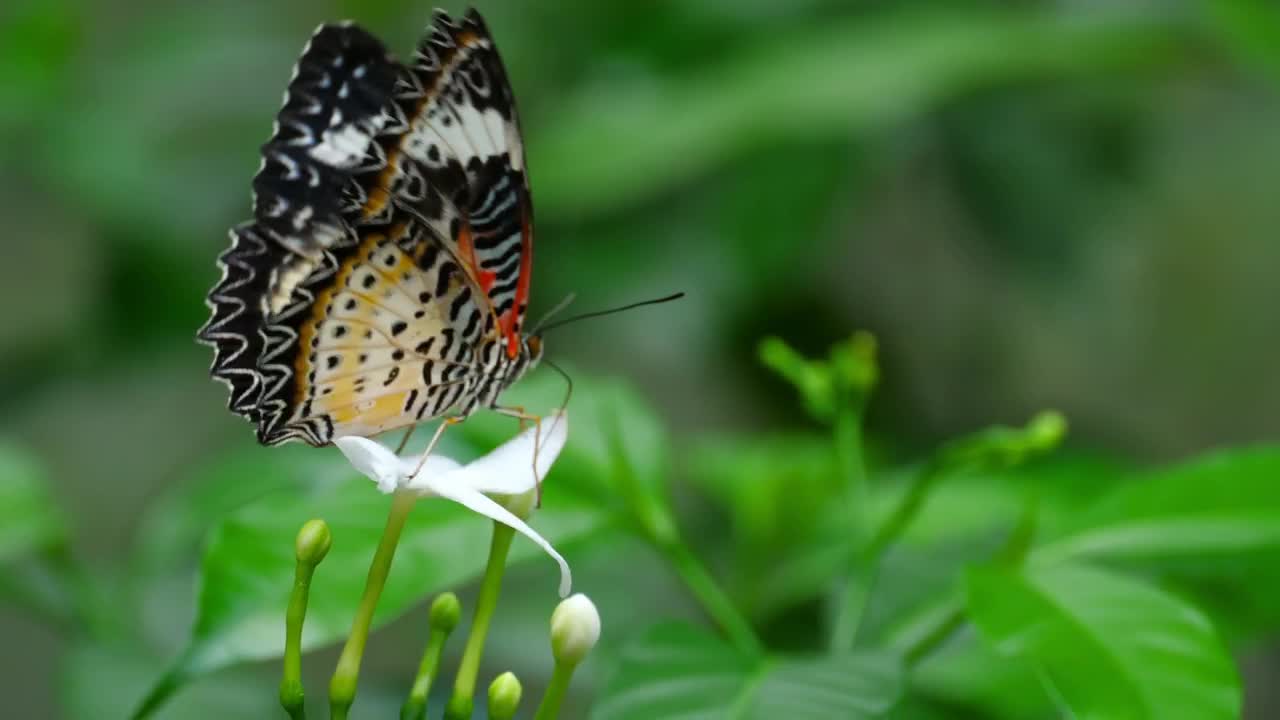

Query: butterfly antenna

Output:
[543, 358, 573, 451]
[529, 292, 578, 336]
[545, 358, 574, 417]
[538, 292, 685, 334]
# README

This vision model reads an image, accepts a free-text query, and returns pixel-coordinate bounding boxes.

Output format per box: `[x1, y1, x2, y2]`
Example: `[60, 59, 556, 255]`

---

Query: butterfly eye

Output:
[526, 335, 542, 358]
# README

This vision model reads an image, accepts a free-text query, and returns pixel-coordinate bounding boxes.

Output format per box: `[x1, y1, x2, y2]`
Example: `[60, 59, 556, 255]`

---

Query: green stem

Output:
[606, 398, 761, 656]
[866, 459, 944, 559]
[833, 407, 867, 512]
[280, 560, 317, 719]
[830, 459, 941, 652]
[829, 558, 876, 652]
[445, 521, 517, 720]
[400, 628, 448, 720]
[532, 661, 576, 720]
[890, 497, 1039, 666]
[329, 490, 417, 719]
[0, 556, 77, 631]
[662, 541, 764, 657]
[903, 606, 966, 666]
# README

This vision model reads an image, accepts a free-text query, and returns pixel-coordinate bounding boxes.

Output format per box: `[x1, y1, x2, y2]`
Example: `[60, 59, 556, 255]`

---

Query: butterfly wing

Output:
[254, 217, 494, 445]
[201, 10, 534, 446]
[350, 9, 534, 359]
[199, 23, 399, 425]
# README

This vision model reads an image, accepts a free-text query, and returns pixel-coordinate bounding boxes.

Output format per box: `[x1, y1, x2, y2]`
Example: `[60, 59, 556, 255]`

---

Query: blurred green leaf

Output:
[131, 442, 334, 576]
[1036, 447, 1280, 575]
[0, 442, 78, 628]
[0, 442, 65, 563]
[136, 475, 612, 715]
[532, 8, 1186, 218]
[751, 433, 1079, 623]
[1205, 0, 1280, 81]
[61, 642, 278, 720]
[0, 0, 77, 139]
[689, 434, 838, 546]
[908, 629, 1055, 720]
[966, 563, 1240, 719]
[593, 623, 903, 719]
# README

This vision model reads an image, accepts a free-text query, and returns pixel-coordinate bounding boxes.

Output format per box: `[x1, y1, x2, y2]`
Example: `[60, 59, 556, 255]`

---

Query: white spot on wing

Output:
[482, 108, 509, 157]
[309, 124, 373, 167]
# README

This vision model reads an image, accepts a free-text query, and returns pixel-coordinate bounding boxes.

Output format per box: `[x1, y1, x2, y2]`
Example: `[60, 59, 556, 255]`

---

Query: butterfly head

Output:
[507, 333, 543, 386]
[524, 334, 543, 366]
[494, 333, 543, 393]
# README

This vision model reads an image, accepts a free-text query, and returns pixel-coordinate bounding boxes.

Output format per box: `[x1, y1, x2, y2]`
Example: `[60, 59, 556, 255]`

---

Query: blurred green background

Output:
[4, 0, 1280, 717]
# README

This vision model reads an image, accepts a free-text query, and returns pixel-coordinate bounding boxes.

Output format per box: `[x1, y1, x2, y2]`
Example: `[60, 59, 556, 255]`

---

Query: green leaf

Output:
[0, 0, 78, 137]
[965, 563, 1240, 719]
[0, 442, 65, 563]
[531, 8, 1186, 218]
[1036, 447, 1280, 575]
[137, 473, 612, 715]
[131, 442, 332, 576]
[593, 623, 902, 719]
[0, 442, 77, 627]
[908, 628, 1056, 720]
[689, 433, 840, 548]
[1206, 0, 1280, 82]
[61, 642, 278, 720]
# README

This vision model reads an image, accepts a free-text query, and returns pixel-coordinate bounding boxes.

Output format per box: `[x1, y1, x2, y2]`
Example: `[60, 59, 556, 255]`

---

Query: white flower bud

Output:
[550, 593, 600, 666]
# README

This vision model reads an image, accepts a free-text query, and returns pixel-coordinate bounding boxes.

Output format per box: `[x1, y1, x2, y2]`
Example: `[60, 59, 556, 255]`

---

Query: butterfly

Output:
[198, 8, 543, 448]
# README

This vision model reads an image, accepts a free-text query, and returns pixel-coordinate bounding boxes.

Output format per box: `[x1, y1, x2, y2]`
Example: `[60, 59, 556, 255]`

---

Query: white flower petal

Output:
[420, 475, 573, 597]
[415, 411, 569, 496]
[336, 435, 461, 494]
[334, 436, 403, 493]
[336, 413, 573, 597]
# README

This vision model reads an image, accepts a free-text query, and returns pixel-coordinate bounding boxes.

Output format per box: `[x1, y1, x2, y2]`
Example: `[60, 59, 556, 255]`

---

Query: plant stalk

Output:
[831, 458, 941, 652]
[400, 627, 449, 720]
[329, 490, 417, 719]
[662, 541, 763, 657]
[532, 661, 576, 720]
[833, 407, 867, 516]
[280, 559, 317, 719]
[444, 521, 517, 719]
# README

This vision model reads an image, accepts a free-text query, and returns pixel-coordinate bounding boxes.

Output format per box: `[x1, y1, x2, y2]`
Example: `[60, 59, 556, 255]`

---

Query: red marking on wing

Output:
[456, 221, 499, 295]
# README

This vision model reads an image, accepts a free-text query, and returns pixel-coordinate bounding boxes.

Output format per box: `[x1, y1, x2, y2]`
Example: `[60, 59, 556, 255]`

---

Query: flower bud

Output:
[550, 593, 600, 666]
[1027, 410, 1068, 450]
[429, 591, 462, 634]
[832, 331, 878, 395]
[294, 518, 332, 565]
[487, 671, 522, 719]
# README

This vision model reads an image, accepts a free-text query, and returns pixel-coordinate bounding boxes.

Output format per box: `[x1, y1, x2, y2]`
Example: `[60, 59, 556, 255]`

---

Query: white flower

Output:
[550, 593, 601, 666]
[334, 412, 572, 597]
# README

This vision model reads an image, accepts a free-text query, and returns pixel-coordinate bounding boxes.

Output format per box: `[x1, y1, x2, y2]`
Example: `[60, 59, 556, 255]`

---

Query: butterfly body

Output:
[199, 9, 541, 447]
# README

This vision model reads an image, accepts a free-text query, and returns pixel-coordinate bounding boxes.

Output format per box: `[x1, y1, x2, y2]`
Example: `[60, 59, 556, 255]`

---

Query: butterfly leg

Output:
[494, 406, 544, 507]
[409, 416, 463, 479]
[505, 405, 529, 432]
[393, 425, 417, 455]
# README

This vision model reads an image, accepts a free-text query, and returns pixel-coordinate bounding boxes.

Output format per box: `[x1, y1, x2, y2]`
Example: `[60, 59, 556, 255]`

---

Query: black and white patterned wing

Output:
[198, 24, 398, 424]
